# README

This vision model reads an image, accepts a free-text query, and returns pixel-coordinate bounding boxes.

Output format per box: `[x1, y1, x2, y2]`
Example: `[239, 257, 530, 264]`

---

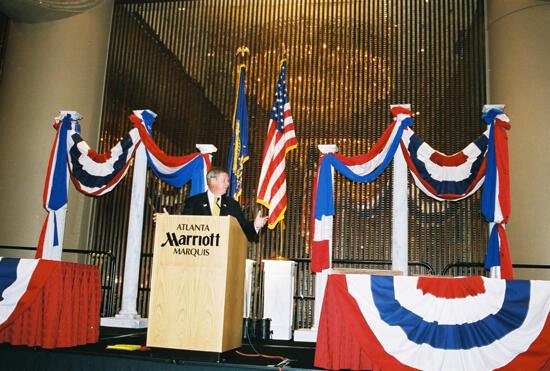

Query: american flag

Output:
[256, 60, 297, 229]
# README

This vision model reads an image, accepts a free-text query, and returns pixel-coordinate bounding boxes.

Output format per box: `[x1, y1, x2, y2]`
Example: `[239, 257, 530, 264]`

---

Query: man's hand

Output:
[153, 207, 169, 223]
[254, 209, 269, 229]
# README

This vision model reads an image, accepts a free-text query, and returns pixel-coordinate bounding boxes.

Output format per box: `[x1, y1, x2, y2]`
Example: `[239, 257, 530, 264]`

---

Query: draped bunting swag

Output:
[129, 111, 210, 195]
[311, 106, 413, 272]
[311, 106, 512, 278]
[400, 127, 489, 201]
[36, 110, 210, 259]
[37, 112, 83, 260]
[38, 105, 512, 277]
[481, 110, 512, 278]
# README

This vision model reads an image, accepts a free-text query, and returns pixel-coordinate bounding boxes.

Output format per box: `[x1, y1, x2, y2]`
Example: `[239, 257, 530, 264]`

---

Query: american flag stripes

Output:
[257, 60, 297, 229]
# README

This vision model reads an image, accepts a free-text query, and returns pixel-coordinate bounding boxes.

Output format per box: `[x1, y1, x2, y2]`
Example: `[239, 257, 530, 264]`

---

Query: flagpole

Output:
[254, 228, 262, 318]
[255, 57, 297, 339]
[278, 220, 285, 259]
[256, 57, 296, 260]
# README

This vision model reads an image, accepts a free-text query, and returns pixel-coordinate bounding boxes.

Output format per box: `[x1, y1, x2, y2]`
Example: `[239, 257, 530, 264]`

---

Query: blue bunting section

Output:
[36, 110, 210, 259]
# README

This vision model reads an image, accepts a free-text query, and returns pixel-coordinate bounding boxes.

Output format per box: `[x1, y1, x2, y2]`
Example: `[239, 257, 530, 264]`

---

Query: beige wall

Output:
[0, 0, 113, 260]
[487, 0, 550, 279]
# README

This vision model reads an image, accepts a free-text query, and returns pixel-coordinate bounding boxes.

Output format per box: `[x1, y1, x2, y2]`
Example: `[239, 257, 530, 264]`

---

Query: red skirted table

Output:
[0, 260, 100, 348]
[315, 274, 550, 371]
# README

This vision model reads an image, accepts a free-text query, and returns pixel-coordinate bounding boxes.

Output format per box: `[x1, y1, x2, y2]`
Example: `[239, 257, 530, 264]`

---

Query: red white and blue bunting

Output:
[310, 106, 513, 278]
[37, 112, 84, 260]
[68, 125, 141, 196]
[401, 127, 489, 201]
[310, 106, 412, 272]
[36, 110, 210, 260]
[130, 110, 210, 196]
[0, 258, 57, 330]
[481, 109, 512, 278]
[315, 274, 550, 371]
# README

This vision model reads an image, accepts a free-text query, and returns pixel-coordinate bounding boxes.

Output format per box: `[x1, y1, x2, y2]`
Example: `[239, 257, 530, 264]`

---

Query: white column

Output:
[293, 268, 330, 342]
[196, 143, 218, 156]
[391, 104, 410, 275]
[312, 268, 329, 327]
[243, 258, 255, 318]
[488, 222, 501, 278]
[196, 144, 218, 191]
[42, 111, 82, 261]
[262, 260, 296, 340]
[101, 142, 148, 328]
[294, 144, 338, 342]
[482, 105, 505, 279]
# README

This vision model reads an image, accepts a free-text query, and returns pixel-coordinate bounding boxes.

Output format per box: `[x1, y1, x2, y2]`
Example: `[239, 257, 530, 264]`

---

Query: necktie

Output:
[212, 196, 220, 216]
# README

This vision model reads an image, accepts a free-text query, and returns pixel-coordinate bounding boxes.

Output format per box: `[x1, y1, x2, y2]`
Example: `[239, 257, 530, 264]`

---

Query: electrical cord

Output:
[234, 323, 293, 368]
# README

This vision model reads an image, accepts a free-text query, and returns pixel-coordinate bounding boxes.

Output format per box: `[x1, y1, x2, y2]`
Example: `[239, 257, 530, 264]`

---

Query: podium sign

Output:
[147, 215, 248, 352]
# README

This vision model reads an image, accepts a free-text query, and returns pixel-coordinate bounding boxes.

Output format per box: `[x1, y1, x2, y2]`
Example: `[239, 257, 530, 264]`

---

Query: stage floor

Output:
[0, 326, 318, 370]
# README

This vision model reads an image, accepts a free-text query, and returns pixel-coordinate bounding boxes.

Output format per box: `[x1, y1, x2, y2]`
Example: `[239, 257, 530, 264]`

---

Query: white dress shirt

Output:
[206, 189, 221, 215]
[206, 189, 260, 233]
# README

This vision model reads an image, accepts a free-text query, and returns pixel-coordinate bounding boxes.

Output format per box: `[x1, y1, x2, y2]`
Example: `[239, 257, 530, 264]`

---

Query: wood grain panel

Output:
[147, 215, 247, 352]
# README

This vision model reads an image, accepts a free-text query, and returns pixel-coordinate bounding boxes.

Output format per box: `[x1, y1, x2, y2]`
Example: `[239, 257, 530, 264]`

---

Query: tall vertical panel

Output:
[0, 12, 9, 85]
[92, 0, 487, 327]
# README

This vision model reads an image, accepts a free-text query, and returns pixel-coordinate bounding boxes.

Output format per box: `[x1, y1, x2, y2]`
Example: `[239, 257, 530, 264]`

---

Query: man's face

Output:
[208, 172, 230, 196]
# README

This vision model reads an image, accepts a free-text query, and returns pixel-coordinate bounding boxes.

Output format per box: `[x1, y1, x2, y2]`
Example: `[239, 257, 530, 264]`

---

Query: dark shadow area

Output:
[0, 326, 318, 371]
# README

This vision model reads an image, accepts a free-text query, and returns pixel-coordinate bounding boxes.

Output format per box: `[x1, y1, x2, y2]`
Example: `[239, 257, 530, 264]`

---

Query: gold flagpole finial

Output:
[235, 46, 250, 67]
[235, 46, 250, 58]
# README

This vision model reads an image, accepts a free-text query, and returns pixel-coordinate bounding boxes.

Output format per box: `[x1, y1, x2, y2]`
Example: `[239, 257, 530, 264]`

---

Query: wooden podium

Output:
[146, 215, 248, 352]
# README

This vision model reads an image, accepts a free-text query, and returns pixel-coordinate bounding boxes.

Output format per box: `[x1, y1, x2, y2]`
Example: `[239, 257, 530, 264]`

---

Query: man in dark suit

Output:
[154, 167, 268, 240]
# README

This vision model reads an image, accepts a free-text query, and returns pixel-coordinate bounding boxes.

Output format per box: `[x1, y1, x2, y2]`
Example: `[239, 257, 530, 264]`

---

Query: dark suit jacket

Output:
[182, 192, 257, 240]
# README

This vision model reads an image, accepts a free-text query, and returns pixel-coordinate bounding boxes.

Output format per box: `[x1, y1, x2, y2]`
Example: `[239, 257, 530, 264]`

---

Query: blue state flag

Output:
[227, 64, 249, 201]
